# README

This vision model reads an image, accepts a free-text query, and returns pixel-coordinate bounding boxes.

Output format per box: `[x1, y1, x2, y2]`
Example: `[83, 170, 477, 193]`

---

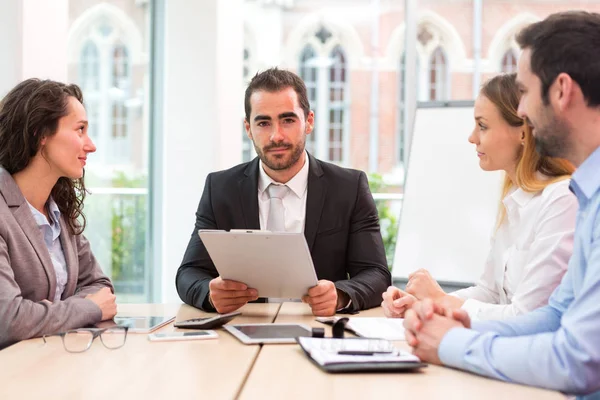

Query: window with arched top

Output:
[299, 44, 318, 156]
[296, 36, 349, 164]
[428, 46, 448, 101]
[76, 30, 133, 166]
[501, 49, 518, 74]
[328, 45, 346, 162]
[416, 24, 452, 102]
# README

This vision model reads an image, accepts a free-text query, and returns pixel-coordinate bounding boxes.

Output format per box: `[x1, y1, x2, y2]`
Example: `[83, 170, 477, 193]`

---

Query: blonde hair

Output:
[479, 73, 575, 228]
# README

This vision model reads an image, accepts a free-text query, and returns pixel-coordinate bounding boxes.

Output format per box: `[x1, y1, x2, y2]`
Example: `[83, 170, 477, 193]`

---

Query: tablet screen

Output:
[111, 316, 174, 332]
[234, 324, 311, 339]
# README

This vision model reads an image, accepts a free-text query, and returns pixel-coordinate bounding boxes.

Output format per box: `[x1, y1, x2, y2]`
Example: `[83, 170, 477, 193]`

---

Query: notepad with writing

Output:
[297, 337, 426, 373]
[316, 317, 406, 340]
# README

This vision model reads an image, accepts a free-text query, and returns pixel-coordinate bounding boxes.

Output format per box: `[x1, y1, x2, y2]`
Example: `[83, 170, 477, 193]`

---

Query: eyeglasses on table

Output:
[42, 326, 129, 353]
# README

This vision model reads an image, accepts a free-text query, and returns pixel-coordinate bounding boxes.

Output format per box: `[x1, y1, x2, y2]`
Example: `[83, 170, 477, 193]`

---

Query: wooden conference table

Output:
[0, 303, 565, 400]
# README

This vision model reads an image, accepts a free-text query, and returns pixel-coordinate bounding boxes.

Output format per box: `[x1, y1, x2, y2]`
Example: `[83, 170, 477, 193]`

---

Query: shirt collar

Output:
[258, 151, 309, 198]
[27, 197, 61, 227]
[570, 145, 600, 202]
[48, 198, 61, 224]
[503, 185, 536, 210]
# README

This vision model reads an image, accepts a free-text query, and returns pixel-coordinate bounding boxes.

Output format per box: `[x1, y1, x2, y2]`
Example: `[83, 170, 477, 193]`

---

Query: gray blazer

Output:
[0, 167, 113, 349]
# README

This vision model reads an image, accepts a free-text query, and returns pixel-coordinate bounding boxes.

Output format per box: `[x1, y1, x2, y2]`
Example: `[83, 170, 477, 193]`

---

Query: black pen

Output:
[337, 350, 394, 356]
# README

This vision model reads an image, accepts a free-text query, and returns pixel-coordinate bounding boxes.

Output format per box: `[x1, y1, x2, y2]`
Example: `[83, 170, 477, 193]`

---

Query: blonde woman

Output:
[382, 73, 577, 321]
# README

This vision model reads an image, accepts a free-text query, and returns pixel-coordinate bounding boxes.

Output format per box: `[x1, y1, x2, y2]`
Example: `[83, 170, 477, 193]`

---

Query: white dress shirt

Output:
[451, 178, 577, 321]
[258, 153, 309, 233]
[256, 154, 309, 304]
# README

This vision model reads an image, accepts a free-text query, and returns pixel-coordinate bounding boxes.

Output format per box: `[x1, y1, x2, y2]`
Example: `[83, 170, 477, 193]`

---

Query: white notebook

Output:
[316, 317, 406, 340]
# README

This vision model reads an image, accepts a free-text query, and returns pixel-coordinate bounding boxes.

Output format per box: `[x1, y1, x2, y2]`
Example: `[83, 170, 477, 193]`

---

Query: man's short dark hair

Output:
[244, 67, 311, 122]
[516, 11, 600, 106]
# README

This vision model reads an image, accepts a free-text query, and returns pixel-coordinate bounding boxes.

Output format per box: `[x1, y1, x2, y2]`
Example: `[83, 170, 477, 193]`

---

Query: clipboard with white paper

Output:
[296, 337, 426, 373]
[198, 230, 318, 299]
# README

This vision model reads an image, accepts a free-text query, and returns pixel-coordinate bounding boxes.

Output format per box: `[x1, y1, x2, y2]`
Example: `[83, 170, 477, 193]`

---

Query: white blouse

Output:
[451, 178, 577, 321]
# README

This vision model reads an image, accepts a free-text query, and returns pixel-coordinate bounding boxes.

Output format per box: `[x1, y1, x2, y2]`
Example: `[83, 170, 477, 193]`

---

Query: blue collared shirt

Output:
[438, 146, 600, 400]
[27, 198, 68, 302]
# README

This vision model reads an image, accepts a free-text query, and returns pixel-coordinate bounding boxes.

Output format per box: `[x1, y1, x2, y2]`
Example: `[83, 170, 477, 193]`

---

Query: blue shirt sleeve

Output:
[437, 241, 600, 395]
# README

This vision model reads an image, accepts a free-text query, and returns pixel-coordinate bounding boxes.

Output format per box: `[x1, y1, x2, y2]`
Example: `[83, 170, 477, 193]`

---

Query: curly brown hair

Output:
[0, 78, 89, 235]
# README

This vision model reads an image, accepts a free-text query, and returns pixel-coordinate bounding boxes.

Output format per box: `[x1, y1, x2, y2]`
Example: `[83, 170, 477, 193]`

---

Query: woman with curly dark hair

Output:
[0, 78, 117, 349]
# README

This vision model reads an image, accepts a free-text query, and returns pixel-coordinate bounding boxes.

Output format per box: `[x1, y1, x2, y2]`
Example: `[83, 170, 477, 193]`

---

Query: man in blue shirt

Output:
[403, 11, 600, 399]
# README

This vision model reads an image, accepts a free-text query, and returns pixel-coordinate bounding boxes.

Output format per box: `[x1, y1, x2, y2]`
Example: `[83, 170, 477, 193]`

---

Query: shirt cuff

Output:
[336, 299, 352, 312]
[335, 288, 352, 312]
[438, 327, 481, 370]
[202, 292, 216, 312]
[461, 298, 489, 322]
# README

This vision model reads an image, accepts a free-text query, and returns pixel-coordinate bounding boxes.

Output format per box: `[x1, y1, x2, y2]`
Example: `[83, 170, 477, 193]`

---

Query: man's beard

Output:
[532, 110, 572, 159]
[253, 138, 306, 171]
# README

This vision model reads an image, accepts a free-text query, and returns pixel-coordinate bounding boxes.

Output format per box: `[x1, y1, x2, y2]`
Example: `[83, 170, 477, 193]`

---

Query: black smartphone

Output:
[173, 311, 242, 329]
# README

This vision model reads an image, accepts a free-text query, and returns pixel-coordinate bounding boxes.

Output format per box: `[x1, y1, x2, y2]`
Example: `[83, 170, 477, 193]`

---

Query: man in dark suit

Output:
[176, 68, 390, 316]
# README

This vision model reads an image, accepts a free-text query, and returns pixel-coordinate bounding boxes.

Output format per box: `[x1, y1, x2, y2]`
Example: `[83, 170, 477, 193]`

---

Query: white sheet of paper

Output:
[348, 318, 406, 341]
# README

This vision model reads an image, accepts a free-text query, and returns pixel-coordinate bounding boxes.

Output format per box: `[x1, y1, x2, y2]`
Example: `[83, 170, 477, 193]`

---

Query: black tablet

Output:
[224, 323, 312, 344]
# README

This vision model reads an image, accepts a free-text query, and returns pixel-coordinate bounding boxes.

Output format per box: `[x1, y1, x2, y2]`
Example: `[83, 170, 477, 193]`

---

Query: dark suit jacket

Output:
[0, 167, 113, 349]
[176, 153, 391, 312]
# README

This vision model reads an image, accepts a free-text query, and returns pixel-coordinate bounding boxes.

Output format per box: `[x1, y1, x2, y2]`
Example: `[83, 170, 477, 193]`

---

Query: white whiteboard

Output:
[392, 105, 504, 283]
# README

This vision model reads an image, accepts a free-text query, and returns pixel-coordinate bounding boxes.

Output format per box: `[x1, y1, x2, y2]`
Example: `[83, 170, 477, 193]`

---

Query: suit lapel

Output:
[12, 205, 57, 300]
[304, 154, 326, 252]
[59, 225, 78, 299]
[0, 168, 56, 300]
[239, 158, 260, 229]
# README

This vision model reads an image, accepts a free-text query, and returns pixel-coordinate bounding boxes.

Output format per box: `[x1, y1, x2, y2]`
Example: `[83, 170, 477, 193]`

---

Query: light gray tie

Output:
[266, 184, 289, 232]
